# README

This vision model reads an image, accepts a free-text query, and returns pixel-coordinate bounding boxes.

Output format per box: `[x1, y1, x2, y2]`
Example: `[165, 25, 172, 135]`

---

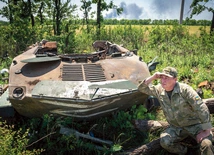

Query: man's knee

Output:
[160, 133, 188, 154]
[160, 133, 171, 149]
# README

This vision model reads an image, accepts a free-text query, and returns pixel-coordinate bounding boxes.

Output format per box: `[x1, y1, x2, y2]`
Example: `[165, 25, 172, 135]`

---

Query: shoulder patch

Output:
[195, 96, 201, 101]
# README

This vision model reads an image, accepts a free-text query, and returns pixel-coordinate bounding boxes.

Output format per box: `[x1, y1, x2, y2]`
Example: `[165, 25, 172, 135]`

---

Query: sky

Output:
[0, 0, 213, 21]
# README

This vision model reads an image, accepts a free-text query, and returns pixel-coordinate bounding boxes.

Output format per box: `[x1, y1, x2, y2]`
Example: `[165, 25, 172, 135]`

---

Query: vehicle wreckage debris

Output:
[59, 125, 113, 150]
[0, 40, 151, 120]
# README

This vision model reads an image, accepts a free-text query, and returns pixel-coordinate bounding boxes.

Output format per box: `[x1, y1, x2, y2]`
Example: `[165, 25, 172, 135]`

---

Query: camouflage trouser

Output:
[160, 126, 214, 155]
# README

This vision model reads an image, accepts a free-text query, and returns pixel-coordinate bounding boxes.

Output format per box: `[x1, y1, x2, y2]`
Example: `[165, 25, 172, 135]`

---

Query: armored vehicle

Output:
[0, 40, 151, 121]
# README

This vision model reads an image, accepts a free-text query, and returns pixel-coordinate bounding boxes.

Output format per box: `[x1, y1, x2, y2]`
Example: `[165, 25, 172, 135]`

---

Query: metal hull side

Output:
[31, 80, 139, 100]
[0, 89, 15, 117]
[10, 91, 148, 121]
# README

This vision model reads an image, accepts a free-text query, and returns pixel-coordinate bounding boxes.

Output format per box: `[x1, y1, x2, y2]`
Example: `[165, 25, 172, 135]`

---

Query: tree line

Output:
[1, 18, 211, 26]
[0, 0, 213, 58]
[78, 18, 212, 26]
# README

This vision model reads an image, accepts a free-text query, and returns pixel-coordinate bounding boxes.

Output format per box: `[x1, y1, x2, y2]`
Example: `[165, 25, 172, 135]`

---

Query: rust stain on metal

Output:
[28, 79, 40, 85]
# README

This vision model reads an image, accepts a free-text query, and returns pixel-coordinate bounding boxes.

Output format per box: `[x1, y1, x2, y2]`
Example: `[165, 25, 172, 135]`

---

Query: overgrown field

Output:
[0, 24, 214, 154]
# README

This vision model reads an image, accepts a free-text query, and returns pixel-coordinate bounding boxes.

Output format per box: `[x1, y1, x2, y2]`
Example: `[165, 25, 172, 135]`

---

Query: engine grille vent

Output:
[62, 64, 106, 82]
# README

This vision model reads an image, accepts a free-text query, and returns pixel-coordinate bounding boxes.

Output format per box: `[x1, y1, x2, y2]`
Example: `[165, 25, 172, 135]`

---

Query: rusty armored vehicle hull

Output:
[1, 40, 150, 121]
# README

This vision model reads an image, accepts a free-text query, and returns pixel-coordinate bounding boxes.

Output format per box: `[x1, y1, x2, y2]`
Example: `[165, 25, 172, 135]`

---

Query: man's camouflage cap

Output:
[161, 67, 177, 78]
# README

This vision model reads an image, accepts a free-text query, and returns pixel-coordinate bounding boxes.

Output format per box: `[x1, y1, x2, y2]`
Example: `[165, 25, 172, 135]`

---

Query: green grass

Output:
[0, 24, 214, 154]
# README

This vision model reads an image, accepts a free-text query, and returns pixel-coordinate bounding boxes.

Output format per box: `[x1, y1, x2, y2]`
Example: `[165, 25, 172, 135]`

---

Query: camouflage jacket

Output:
[138, 81, 212, 133]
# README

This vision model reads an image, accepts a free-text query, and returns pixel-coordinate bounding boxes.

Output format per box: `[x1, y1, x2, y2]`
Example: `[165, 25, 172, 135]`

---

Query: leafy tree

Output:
[0, 0, 47, 26]
[35, 0, 45, 25]
[80, 0, 95, 33]
[190, 0, 214, 33]
[18, 0, 36, 27]
[92, 0, 123, 39]
[0, 0, 38, 55]
[0, 0, 35, 26]
[0, 0, 19, 24]
[48, 0, 77, 35]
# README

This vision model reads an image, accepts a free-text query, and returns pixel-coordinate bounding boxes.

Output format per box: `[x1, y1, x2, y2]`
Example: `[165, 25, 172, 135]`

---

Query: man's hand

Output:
[196, 129, 211, 143]
[144, 72, 162, 85]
